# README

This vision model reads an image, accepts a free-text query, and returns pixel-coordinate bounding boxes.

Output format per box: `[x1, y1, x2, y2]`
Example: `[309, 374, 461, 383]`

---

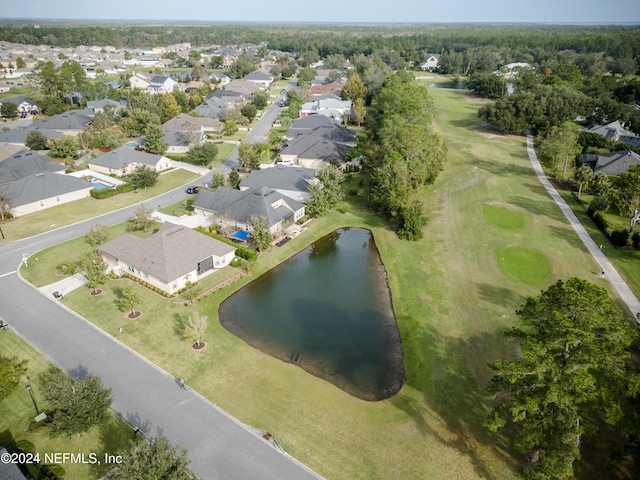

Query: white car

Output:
[276, 159, 294, 166]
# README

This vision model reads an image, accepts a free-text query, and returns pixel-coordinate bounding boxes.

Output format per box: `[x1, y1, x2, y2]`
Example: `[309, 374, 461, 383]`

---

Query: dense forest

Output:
[0, 22, 639, 63]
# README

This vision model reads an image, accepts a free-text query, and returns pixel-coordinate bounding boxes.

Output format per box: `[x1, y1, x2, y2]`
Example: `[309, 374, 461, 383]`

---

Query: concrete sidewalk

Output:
[526, 135, 640, 322]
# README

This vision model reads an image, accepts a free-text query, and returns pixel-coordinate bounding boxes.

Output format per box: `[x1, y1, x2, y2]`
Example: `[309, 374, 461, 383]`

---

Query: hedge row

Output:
[194, 226, 257, 261]
[587, 209, 640, 249]
[90, 182, 135, 199]
[121, 272, 172, 297]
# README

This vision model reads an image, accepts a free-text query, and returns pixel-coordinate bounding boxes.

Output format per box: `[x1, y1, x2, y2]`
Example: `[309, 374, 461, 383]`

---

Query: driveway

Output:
[526, 135, 640, 321]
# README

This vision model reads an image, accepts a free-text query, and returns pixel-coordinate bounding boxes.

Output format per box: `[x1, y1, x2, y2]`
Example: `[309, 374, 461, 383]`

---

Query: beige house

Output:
[88, 147, 172, 177]
[0, 172, 93, 217]
[98, 222, 237, 295]
[129, 72, 152, 90]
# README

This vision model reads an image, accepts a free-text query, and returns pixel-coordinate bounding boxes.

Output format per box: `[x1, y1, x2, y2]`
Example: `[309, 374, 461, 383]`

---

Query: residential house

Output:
[585, 121, 640, 150]
[420, 53, 441, 71]
[223, 79, 264, 96]
[214, 46, 241, 68]
[195, 90, 247, 119]
[581, 150, 640, 176]
[279, 135, 350, 169]
[0, 151, 65, 185]
[0, 143, 26, 162]
[88, 147, 172, 177]
[192, 186, 305, 236]
[287, 116, 357, 148]
[310, 81, 344, 97]
[184, 80, 205, 92]
[242, 69, 274, 88]
[210, 71, 231, 85]
[239, 166, 318, 202]
[148, 75, 178, 94]
[162, 113, 222, 135]
[129, 72, 152, 90]
[87, 98, 122, 114]
[494, 62, 534, 80]
[160, 128, 204, 154]
[30, 108, 94, 136]
[0, 126, 63, 146]
[98, 222, 236, 295]
[0, 171, 93, 217]
[299, 98, 351, 121]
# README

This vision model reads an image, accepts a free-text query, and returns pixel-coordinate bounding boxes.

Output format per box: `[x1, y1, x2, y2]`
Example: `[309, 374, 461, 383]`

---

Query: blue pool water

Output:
[92, 181, 113, 190]
[125, 141, 137, 148]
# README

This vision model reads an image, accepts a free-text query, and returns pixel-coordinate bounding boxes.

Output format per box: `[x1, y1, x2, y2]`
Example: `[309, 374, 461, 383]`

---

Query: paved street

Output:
[526, 135, 640, 321]
[0, 100, 323, 479]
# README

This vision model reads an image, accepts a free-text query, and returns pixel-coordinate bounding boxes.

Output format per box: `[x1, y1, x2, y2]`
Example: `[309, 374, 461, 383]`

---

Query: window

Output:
[56, 196, 61, 202]
[39, 200, 45, 207]
[128, 264, 135, 273]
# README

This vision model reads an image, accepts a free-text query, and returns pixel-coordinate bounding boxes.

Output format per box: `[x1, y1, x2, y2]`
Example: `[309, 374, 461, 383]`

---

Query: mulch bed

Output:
[191, 342, 207, 350]
[127, 311, 142, 320]
[90, 289, 103, 296]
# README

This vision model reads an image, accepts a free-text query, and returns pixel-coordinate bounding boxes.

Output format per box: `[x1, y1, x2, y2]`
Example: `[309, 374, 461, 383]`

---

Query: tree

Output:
[130, 204, 154, 233]
[128, 165, 159, 189]
[251, 91, 269, 110]
[222, 118, 238, 136]
[0, 356, 28, 401]
[211, 172, 225, 188]
[351, 97, 366, 127]
[39, 367, 113, 437]
[342, 72, 367, 101]
[86, 223, 108, 246]
[183, 312, 207, 347]
[229, 53, 255, 79]
[240, 103, 257, 122]
[184, 142, 218, 167]
[609, 164, 640, 234]
[0, 101, 18, 120]
[307, 164, 345, 216]
[118, 284, 142, 316]
[573, 166, 595, 199]
[15, 57, 26, 69]
[25, 130, 49, 150]
[47, 136, 78, 161]
[485, 278, 638, 480]
[297, 66, 317, 84]
[238, 141, 260, 170]
[157, 93, 181, 122]
[228, 168, 241, 189]
[106, 436, 190, 480]
[143, 124, 168, 155]
[78, 249, 107, 295]
[537, 122, 581, 181]
[248, 215, 273, 252]
[0, 190, 10, 220]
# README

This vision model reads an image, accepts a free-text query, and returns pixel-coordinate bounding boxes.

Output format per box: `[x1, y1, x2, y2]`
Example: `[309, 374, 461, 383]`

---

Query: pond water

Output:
[429, 81, 467, 89]
[219, 228, 405, 401]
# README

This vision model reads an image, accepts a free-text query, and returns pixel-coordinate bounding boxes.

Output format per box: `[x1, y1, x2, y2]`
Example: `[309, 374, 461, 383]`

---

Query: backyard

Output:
[19, 77, 634, 479]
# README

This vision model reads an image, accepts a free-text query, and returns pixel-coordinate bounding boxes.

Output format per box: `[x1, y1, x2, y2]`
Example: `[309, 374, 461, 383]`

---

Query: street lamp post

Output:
[25, 384, 40, 415]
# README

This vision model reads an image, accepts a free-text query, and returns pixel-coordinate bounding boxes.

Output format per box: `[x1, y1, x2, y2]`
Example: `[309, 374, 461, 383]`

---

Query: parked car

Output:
[186, 186, 200, 194]
[276, 159, 294, 167]
[281, 89, 287, 95]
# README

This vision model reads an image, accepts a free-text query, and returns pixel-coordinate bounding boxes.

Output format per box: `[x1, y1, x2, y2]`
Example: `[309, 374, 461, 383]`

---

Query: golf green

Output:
[498, 246, 551, 283]
[482, 203, 525, 230]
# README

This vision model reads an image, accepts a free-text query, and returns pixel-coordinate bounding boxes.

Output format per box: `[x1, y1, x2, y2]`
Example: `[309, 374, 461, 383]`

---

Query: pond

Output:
[219, 228, 405, 401]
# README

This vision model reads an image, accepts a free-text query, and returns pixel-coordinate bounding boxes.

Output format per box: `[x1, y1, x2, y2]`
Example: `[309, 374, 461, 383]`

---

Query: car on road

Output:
[281, 89, 287, 95]
[186, 186, 200, 194]
[278, 102, 286, 107]
[276, 159, 294, 167]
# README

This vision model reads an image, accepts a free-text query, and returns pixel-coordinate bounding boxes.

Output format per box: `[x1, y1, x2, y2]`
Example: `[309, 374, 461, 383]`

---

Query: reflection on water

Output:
[219, 228, 405, 401]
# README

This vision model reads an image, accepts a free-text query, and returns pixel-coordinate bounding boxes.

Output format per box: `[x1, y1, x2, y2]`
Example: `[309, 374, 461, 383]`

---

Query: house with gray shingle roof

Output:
[30, 108, 94, 135]
[192, 186, 305, 235]
[0, 126, 64, 146]
[287, 117, 357, 147]
[223, 79, 263, 96]
[239, 166, 318, 202]
[582, 150, 640, 176]
[88, 147, 172, 177]
[98, 222, 236, 294]
[0, 143, 26, 162]
[195, 90, 246, 119]
[0, 171, 93, 216]
[299, 98, 351, 121]
[162, 113, 222, 135]
[242, 69, 274, 88]
[585, 121, 640, 150]
[0, 150, 65, 185]
[148, 75, 178, 94]
[279, 135, 350, 170]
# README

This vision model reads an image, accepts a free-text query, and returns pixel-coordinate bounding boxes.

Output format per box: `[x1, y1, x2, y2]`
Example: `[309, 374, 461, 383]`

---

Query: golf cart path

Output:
[526, 135, 640, 321]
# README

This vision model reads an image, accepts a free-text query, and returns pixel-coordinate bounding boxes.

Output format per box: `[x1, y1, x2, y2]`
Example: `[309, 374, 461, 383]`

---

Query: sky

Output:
[2, 0, 639, 24]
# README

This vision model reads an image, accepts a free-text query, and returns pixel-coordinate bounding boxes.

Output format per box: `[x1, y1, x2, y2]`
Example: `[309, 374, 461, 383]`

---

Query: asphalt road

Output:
[0, 98, 323, 479]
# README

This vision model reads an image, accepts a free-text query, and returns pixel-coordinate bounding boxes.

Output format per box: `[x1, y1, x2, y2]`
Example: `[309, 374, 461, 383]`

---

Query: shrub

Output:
[16, 439, 35, 453]
[588, 211, 608, 233]
[633, 232, 640, 249]
[42, 464, 66, 478]
[610, 229, 630, 247]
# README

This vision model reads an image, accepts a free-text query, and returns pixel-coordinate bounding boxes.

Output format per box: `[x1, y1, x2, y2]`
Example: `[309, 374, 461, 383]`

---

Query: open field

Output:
[21, 76, 629, 479]
[0, 169, 197, 241]
[0, 329, 134, 479]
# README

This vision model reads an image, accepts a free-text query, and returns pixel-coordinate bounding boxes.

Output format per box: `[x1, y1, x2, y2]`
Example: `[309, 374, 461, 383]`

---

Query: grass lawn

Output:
[19, 75, 629, 479]
[0, 169, 197, 241]
[0, 329, 134, 479]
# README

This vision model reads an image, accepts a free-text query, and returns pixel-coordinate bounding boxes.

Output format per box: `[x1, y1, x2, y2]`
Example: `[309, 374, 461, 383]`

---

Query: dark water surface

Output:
[219, 228, 405, 401]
